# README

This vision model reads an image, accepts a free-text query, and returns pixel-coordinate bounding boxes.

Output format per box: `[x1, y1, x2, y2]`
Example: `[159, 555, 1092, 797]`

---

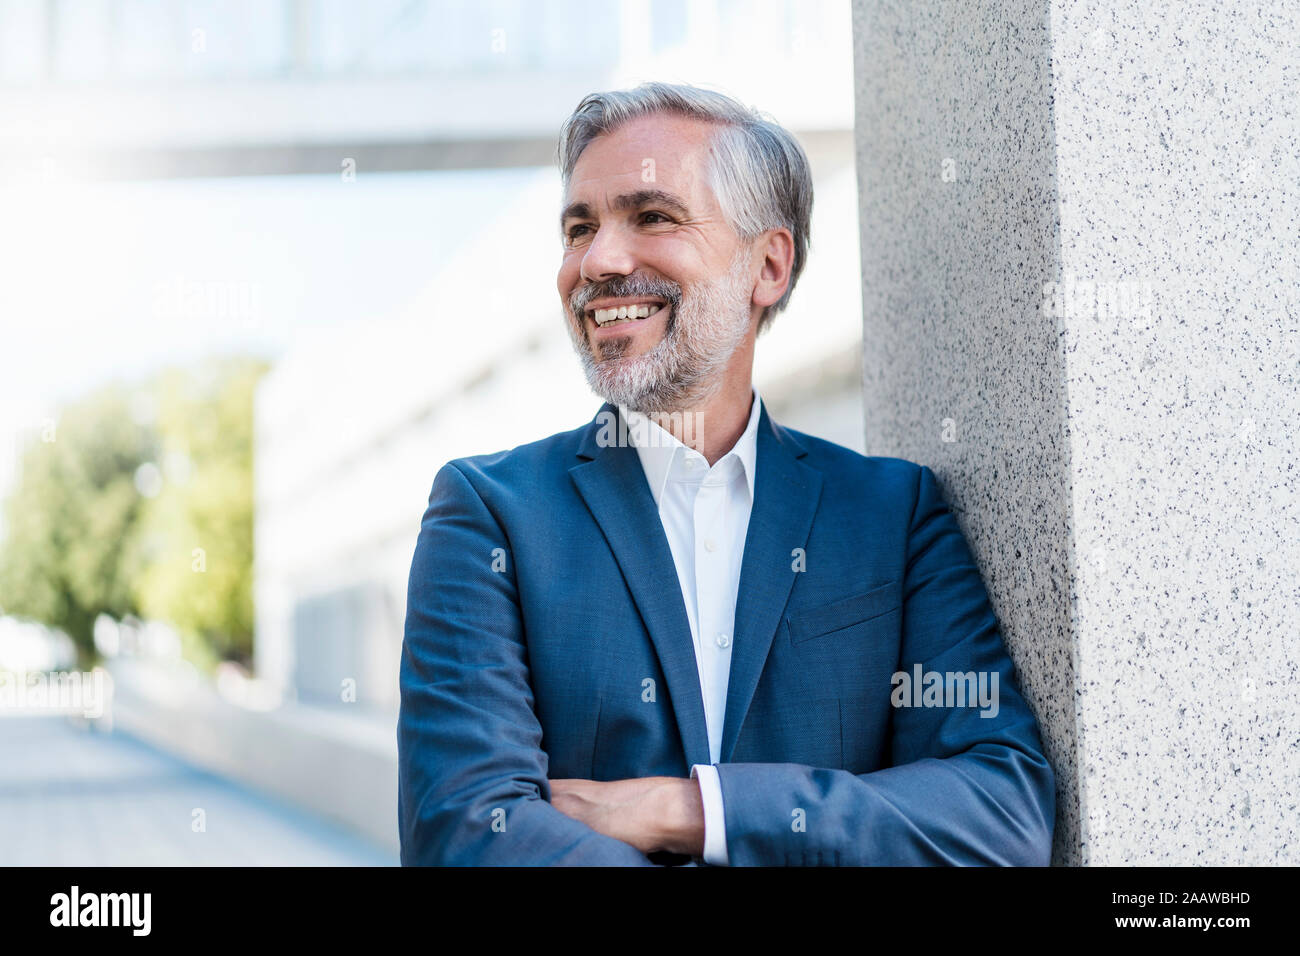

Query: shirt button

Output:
[704, 537, 718, 552]
[715, 633, 731, 648]
[684, 457, 700, 470]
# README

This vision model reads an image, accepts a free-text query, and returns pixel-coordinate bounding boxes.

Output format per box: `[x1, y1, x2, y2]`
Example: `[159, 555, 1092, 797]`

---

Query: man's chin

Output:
[577, 339, 697, 413]
[587, 369, 655, 412]
[590, 379, 649, 411]
[589, 371, 713, 416]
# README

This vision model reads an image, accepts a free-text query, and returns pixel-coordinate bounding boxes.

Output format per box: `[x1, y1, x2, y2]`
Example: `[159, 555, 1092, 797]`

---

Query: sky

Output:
[0, 166, 546, 484]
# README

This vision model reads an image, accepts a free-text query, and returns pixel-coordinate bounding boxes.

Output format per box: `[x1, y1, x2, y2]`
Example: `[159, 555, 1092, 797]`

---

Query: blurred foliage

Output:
[0, 389, 154, 665]
[0, 356, 268, 669]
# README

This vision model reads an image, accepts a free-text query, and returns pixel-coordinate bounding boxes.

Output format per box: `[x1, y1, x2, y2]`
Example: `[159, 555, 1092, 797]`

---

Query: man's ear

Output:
[751, 227, 795, 313]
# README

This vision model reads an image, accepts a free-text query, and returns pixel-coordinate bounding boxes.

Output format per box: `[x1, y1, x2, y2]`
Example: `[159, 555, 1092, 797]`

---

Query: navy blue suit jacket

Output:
[398, 399, 1055, 865]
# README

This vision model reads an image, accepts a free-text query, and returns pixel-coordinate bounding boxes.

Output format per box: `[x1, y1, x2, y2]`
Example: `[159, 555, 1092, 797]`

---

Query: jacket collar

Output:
[618, 386, 763, 508]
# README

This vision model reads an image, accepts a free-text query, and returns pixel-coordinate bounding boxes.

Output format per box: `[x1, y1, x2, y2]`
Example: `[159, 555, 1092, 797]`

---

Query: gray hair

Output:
[557, 82, 813, 334]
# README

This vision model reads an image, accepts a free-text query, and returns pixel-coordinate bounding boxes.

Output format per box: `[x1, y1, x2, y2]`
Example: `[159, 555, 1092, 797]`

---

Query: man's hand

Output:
[549, 776, 705, 857]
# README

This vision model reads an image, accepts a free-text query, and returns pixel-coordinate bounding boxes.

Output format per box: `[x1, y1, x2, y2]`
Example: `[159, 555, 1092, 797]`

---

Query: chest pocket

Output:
[787, 580, 900, 645]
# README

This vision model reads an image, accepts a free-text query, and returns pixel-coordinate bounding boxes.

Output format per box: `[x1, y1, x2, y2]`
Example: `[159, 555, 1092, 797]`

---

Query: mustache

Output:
[569, 273, 682, 319]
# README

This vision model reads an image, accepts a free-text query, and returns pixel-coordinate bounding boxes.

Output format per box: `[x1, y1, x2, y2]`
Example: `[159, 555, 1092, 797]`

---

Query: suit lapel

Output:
[568, 399, 824, 770]
[719, 402, 823, 762]
[569, 403, 711, 770]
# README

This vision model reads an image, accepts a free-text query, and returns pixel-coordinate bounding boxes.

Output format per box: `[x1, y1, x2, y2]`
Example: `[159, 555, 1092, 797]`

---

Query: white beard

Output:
[565, 248, 753, 415]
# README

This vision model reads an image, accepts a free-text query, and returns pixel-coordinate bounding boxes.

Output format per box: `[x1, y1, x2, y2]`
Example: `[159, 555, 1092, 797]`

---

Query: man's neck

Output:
[646, 376, 754, 466]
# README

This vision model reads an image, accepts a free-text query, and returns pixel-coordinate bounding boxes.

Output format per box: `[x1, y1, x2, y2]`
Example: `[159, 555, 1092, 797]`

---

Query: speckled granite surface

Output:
[852, 0, 1297, 865]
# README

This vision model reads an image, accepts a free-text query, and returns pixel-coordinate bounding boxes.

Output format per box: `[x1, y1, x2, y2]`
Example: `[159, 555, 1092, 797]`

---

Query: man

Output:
[398, 82, 1055, 865]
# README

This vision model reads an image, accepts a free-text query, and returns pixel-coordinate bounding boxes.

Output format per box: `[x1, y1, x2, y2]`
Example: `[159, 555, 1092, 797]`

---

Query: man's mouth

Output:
[587, 302, 666, 328]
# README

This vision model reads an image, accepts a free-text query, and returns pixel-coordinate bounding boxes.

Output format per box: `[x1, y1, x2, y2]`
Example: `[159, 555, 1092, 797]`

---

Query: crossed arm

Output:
[399, 461, 1054, 865]
[547, 776, 705, 857]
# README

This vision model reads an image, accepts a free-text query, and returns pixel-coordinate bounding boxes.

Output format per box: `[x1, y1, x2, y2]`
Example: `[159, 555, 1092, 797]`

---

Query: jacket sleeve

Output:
[714, 464, 1056, 865]
[398, 462, 657, 865]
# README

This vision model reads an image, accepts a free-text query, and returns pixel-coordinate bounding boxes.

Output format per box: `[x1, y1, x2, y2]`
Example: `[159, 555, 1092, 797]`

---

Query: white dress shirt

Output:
[621, 386, 762, 866]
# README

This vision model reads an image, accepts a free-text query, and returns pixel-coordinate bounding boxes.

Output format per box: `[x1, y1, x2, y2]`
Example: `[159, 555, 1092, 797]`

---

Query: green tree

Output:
[132, 357, 267, 666]
[0, 356, 268, 670]
[0, 388, 155, 666]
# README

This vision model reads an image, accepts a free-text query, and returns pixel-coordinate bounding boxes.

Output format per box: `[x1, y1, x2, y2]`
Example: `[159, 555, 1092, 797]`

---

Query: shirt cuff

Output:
[690, 763, 730, 866]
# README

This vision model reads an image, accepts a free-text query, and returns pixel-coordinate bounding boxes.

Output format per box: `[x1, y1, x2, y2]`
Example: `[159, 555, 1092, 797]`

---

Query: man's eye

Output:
[565, 224, 593, 243]
[641, 211, 672, 225]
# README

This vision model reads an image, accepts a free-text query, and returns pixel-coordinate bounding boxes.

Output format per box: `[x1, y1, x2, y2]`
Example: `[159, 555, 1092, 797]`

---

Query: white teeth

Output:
[592, 303, 664, 326]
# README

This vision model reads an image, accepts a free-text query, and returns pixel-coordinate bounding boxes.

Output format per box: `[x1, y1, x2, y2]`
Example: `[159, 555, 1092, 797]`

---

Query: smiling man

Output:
[398, 82, 1055, 866]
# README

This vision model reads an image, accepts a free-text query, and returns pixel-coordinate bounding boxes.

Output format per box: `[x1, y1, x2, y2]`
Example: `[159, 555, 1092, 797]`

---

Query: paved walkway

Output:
[0, 716, 395, 866]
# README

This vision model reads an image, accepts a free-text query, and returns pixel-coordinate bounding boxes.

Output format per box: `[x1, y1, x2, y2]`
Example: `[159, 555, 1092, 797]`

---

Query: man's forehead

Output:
[565, 114, 713, 200]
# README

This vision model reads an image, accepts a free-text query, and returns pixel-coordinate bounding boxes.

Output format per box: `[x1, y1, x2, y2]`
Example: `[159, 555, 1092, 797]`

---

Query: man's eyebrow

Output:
[560, 201, 592, 228]
[611, 189, 690, 217]
[560, 189, 691, 228]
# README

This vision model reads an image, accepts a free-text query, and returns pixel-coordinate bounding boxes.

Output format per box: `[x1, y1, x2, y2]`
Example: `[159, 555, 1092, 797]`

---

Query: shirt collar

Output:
[621, 386, 762, 508]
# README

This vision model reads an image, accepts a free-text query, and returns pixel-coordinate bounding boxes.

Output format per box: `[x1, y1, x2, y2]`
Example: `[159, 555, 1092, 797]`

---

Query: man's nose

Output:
[580, 223, 638, 284]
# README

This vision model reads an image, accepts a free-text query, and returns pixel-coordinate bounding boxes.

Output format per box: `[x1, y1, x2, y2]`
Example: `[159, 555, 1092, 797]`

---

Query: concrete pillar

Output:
[852, 0, 1298, 864]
